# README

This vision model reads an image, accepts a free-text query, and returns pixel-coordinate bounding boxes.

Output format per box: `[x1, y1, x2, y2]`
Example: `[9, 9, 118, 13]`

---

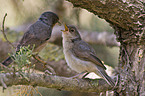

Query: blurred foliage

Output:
[0, 28, 23, 43]
[79, 9, 114, 32]
[13, 86, 42, 96]
[92, 45, 119, 67]
[0, 86, 20, 96]
[0, 0, 59, 26]
[34, 87, 98, 96]
[39, 43, 64, 61]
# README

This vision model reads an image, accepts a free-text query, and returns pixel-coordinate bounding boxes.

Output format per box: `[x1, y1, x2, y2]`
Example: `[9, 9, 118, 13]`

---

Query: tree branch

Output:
[1, 13, 15, 48]
[0, 72, 114, 93]
[66, 0, 144, 31]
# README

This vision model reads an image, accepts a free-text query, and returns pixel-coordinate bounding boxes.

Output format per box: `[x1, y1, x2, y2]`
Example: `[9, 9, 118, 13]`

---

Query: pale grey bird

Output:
[2, 11, 60, 66]
[62, 24, 115, 87]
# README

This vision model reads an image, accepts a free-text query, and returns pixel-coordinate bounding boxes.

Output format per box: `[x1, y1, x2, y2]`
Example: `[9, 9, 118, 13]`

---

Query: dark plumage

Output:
[2, 11, 59, 66]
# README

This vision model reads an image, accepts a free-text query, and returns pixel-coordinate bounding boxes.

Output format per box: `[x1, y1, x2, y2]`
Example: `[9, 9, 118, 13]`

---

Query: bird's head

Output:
[61, 24, 81, 42]
[39, 11, 61, 26]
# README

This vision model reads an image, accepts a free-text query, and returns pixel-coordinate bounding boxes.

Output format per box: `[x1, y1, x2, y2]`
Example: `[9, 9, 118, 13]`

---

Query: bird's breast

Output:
[63, 49, 97, 73]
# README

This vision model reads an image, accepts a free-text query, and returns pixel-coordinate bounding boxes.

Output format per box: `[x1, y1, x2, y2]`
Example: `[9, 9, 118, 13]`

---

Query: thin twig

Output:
[0, 76, 7, 88]
[1, 13, 15, 48]
[0, 63, 14, 72]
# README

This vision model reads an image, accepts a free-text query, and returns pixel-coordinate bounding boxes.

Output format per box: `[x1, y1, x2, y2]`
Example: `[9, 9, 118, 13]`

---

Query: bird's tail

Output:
[2, 56, 13, 66]
[96, 69, 115, 87]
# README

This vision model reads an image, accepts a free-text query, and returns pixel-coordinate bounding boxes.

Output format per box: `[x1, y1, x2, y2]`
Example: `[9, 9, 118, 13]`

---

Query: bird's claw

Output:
[69, 72, 89, 79]
[45, 70, 53, 75]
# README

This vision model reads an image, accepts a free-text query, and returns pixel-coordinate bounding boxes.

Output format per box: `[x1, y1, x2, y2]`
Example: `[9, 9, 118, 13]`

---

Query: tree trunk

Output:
[119, 44, 144, 95]
[66, 0, 145, 95]
[116, 29, 145, 96]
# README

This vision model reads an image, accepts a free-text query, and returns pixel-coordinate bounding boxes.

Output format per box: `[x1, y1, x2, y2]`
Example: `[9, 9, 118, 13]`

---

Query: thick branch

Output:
[67, 0, 144, 31]
[0, 72, 113, 93]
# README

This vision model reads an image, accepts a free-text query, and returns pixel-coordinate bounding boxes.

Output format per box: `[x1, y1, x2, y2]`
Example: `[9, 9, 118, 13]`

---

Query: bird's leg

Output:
[0, 63, 14, 72]
[112, 75, 120, 95]
[45, 65, 56, 75]
[69, 72, 90, 83]
[32, 55, 47, 67]
[70, 72, 89, 79]
[112, 75, 119, 90]
[45, 70, 53, 75]
[32, 55, 56, 75]
[82, 72, 90, 78]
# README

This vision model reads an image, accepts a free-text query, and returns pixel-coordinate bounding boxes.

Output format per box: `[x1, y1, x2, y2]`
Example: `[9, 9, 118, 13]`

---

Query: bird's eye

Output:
[70, 29, 75, 32]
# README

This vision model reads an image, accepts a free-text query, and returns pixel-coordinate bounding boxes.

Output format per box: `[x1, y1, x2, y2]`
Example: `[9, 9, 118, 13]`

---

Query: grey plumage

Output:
[16, 20, 52, 52]
[2, 11, 59, 66]
[62, 25, 115, 87]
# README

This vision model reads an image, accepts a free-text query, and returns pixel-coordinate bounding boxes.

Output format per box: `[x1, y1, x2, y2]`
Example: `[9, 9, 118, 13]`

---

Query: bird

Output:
[61, 24, 115, 87]
[2, 11, 60, 66]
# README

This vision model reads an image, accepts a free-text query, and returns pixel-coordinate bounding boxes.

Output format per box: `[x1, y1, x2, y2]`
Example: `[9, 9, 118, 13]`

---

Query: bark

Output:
[67, 0, 145, 30]
[66, 0, 145, 95]
[118, 44, 145, 96]
[0, 72, 113, 93]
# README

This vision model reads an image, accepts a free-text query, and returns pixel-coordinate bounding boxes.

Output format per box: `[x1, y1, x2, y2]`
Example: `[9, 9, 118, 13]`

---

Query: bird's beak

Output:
[61, 24, 68, 33]
[64, 24, 68, 31]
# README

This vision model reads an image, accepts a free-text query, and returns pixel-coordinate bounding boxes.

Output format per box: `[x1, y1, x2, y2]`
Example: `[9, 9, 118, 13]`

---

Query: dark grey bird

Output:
[62, 25, 115, 87]
[2, 11, 60, 66]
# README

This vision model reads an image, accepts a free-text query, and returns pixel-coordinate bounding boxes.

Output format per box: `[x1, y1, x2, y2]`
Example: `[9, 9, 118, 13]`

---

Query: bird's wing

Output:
[72, 40, 106, 70]
[16, 22, 51, 51]
[16, 31, 40, 51]
[18, 31, 37, 45]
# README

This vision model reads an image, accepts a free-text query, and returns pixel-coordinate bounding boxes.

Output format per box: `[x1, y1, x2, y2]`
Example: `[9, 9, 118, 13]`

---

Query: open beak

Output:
[61, 24, 69, 33]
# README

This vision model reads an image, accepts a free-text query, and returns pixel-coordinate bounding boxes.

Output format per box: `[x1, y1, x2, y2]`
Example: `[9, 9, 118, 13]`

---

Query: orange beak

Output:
[61, 24, 68, 33]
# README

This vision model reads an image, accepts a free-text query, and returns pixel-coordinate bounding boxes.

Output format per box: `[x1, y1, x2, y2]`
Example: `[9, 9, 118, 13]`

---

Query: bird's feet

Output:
[69, 72, 89, 79]
[33, 55, 56, 75]
[112, 75, 119, 90]
[32, 55, 47, 68]
[45, 70, 53, 75]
